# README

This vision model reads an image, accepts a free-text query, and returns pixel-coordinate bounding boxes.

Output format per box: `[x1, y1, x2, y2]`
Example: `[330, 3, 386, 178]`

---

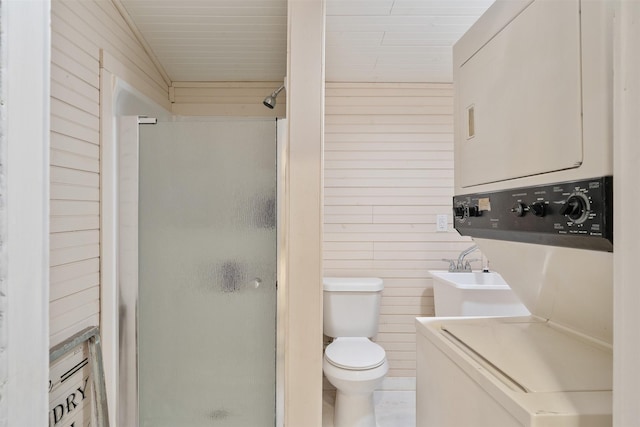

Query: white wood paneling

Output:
[111, 0, 493, 84]
[324, 83, 474, 378]
[171, 81, 285, 117]
[118, 0, 287, 82]
[50, 0, 169, 347]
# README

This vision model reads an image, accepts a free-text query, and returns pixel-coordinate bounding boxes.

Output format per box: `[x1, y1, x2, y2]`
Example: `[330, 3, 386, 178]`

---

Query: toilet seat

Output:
[325, 337, 386, 370]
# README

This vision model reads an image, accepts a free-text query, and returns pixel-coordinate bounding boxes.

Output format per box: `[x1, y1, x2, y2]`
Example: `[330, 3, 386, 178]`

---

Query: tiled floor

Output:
[322, 389, 416, 427]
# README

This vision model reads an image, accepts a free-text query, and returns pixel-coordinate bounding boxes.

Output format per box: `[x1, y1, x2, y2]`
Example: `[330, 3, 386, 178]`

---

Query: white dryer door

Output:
[455, 0, 582, 188]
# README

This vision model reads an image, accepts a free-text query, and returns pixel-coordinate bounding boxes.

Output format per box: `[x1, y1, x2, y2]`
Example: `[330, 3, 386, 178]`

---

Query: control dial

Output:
[467, 206, 481, 217]
[453, 204, 481, 220]
[510, 202, 527, 217]
[453, 205, 466, 220]
[529, 201, 546, 217]
[559, 193, 590, 223]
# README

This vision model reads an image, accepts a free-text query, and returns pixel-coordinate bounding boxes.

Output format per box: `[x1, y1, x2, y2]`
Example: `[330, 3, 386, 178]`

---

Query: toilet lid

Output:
[325, 337, 386, 370]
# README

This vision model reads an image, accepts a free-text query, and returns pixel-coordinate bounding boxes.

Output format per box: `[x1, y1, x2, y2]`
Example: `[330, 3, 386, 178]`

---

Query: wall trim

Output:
[4, 0, 51, 425]
[284, 0, 325, 425]
[613, 2, 640, 424]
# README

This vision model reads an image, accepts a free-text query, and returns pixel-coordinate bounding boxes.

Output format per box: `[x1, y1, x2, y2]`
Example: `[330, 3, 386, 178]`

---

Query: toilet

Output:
[323, 277, 389, 427]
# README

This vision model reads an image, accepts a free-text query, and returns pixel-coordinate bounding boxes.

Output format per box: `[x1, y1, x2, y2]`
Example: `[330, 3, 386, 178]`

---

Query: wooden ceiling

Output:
[117, 0, 494, 83]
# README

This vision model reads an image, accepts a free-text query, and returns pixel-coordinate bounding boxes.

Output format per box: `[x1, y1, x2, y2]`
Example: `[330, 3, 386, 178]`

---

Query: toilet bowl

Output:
[323, 278, 388, 427]
[324, 337, 389, 427]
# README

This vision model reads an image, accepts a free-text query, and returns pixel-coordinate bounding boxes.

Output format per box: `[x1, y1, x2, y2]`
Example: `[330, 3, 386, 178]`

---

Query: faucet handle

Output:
[441, 259, 457, 272]
[463, 258, 482, 271]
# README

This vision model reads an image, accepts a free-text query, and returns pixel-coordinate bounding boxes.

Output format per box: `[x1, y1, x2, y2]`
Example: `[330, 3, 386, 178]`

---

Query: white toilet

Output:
[323, 277, 389, 427]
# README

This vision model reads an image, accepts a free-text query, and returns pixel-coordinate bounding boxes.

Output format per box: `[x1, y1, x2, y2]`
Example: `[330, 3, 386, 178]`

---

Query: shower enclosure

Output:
[118, 117, 277, 426]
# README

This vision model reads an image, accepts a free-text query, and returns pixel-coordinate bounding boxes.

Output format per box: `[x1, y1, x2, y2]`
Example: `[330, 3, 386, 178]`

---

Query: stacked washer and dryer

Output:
[417, 1, 615, 426]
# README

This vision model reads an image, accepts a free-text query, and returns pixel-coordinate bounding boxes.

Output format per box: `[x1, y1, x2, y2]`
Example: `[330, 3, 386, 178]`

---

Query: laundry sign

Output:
[49, 327, 110, 427]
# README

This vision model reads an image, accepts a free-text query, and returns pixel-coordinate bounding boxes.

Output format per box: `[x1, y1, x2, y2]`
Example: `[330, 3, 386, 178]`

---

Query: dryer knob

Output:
[453, 205, 466, 219]
[467, 206, 481, 217]
[560, 194, 588, 222]
[510, 202, 526, 217]
[530, 202, 546, 217]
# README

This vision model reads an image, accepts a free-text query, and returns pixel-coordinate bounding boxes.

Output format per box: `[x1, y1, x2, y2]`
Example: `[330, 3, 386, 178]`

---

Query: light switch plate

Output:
[436, 214, 448, 232]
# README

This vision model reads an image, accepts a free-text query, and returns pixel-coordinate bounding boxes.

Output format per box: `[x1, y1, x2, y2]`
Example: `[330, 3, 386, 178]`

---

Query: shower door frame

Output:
[115, 114, 285, 427]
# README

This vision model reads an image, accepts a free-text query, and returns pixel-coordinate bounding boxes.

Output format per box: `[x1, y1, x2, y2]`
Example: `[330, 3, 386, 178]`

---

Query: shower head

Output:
[263, 84, 285, 109]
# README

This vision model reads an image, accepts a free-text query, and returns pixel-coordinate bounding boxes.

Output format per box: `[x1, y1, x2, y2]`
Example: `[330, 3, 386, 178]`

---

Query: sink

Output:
[430, 271, 509, 288]
[429, 270, 530, 317]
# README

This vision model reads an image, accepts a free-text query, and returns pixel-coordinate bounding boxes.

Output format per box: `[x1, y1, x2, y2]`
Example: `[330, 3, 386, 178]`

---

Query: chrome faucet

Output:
[442, 244, 480, 272]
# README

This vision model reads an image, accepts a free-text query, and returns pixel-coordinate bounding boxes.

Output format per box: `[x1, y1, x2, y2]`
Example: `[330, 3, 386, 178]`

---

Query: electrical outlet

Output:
[436, 214, 448, 232]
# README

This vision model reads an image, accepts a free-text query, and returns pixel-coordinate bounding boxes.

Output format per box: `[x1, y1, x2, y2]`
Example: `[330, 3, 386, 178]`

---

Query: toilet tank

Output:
[323, 277, 384, 338]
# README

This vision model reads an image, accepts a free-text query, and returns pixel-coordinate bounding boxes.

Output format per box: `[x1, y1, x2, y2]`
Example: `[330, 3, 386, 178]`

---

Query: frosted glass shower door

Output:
[138, 119, 276, 426]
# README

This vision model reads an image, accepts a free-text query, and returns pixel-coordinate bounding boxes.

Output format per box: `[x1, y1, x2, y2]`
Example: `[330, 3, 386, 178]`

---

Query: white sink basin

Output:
[429, 270, 530, 317]
[430, 271, 509, 288]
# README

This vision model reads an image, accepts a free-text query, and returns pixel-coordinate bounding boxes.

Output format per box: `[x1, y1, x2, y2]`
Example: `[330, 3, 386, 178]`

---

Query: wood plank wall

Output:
[171, 82, 286, 117]
[50, 0, 168, 347]
[323, 82, 474, 378]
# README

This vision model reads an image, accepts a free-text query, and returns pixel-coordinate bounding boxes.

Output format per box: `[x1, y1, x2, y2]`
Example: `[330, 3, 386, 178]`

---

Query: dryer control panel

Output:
[453, 176, 613, 251]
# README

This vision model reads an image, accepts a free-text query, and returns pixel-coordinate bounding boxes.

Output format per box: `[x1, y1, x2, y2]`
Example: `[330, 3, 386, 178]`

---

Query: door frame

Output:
[100, 73, 286, 425]
[2, 1, 51, 425]
[100, 66, 171, 424]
